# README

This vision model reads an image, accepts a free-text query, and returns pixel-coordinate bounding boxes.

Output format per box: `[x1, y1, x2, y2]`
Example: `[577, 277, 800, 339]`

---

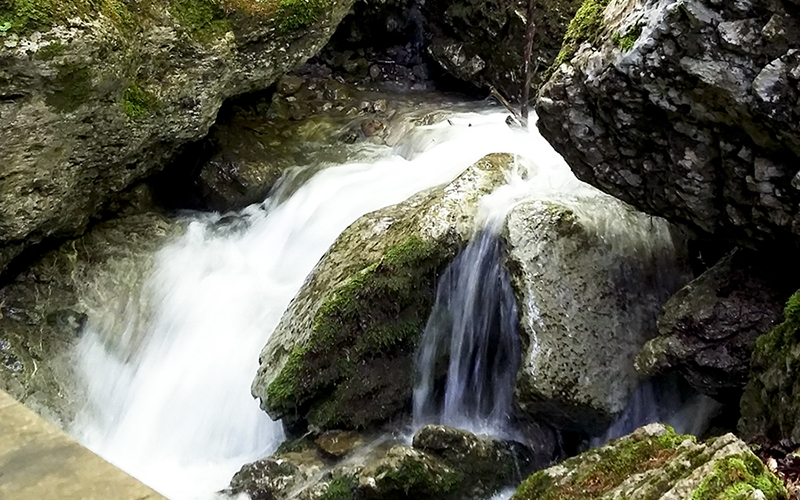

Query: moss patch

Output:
[513, 427, 692, 500]
[549, 0, 611, 71]
[265, 236, 454, 429]
[739, 290, 800, 441]
[169, 0, 231, 40]
[690, 454, 786, 500]
[320, 474, 357, 500]
[0, 0, 139, 35]
[275, 0, 326, 31]
[121, 82, 157, 119]
[611, 23, 642, 51]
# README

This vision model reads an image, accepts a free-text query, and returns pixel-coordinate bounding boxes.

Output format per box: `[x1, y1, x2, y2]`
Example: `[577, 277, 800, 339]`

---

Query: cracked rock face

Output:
[536, 0, 800, 247]
[0, 0, 354, 275]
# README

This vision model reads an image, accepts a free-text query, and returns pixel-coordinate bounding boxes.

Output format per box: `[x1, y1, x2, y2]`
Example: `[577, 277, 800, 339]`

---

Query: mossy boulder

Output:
[0, 0, 355, 275]
[0, 212, 181, 426]
[503, 195, 689, 433]
[251, 153, 515, 431]
[739, 290, 800, 442]
[636, 248, 796, 405]
[512, 423, 787, 500]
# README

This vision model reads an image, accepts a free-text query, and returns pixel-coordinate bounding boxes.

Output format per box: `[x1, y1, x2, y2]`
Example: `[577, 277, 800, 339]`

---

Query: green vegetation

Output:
[275, 0, 326, 31]
[121, 82, 157, 119]
[265, 236, 452, 429]
[690, 454, 786, 500]
[374, 454, 462, 497]
[612, 23, 642, 51]
[0, 0, 137, 35]
[549, 0, 611, 72]
[320, 475, 357, 500]
[169, 0, 230, 40]
[513, 427, 692, 500]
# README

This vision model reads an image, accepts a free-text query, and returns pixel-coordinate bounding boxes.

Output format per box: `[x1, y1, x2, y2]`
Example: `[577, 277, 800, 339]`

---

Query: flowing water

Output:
[71, 101, 573, 500]
[412, 229, 520, 436]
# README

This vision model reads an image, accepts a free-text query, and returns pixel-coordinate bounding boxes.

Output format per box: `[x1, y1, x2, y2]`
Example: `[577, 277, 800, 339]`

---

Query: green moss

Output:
[275, 0, 326, 32]
[0, 0, 138, 35]
[611, 23, 642, 51]
[35, 40, 65, 59]
[0, 0, 54, 34]
[265, 236, 452, 428]
[690, 454, 786, 500]
[512, 427, 691, 500]
[549, 0, 611, 73]
[376, 455, 462, 496]
[122, 82, 157, 119]
[320, 475, 357, 500]
[170, 0, 231, 40]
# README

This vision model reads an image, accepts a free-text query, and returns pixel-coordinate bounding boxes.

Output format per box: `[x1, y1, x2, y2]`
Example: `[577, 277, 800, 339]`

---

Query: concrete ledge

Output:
[0, 390, 166, 499]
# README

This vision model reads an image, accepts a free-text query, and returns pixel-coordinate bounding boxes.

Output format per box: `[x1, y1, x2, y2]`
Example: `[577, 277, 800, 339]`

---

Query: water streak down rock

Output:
[251, 153, 515, 432]
[536, 0, 800, 248]
[0, 0, 355, 275]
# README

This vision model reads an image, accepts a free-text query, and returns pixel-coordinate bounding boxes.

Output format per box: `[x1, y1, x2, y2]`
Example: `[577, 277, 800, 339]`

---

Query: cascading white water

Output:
[71, 102, 569, 500]
[413, 229, 520, 435]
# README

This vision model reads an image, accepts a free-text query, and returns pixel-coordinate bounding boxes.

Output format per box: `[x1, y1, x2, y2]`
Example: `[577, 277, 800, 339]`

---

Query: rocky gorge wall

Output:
[0, 0, 355, 277]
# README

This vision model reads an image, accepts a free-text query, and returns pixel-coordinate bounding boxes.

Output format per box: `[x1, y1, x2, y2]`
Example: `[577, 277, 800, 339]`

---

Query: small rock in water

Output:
[361, 119, 385, 137]
[277, 75, 304, 96]
[315, 430, 364, 458]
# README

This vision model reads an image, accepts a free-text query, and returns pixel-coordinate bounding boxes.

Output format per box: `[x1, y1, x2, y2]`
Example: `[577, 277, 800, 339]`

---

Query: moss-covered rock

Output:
[504, 195, 689, 433]
[0, 0, 355, 275]
[512, 423, 787, 500]
[739, 290, 800, 442]
[0, 212, 181, 426]
[251, 153, 515, 431]
[636, 248, 795, 405]
[227, 424, 535, 500]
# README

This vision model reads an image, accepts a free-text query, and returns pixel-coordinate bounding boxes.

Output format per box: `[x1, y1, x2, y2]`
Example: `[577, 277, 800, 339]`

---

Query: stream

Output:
[70, 99, 571, 500]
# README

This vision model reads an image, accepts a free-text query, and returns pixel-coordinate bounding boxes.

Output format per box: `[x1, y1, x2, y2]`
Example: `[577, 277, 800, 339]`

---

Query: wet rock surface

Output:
[227, 424, 538, 500]
[503, 195, 690, 433]
[536, 0, 800, 248]
[251, 153, 516, 431]
[637, 249, 798, 404]
[0, 212, 181, 426]
[0, 0, 355, 275]
[511, 423, 787, 500]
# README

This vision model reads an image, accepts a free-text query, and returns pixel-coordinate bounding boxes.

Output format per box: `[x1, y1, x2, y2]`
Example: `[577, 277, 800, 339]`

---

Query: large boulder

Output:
[0, 212, 181, 426]
[637, 249, 796, 404]
[251, 153, 515, 431]
[512, 423, 787, 500]
[227, 424, 537, 500]
[503, 195, 689, 433]
[536, 0, 800, 247]
[739, 290, 800, 442]
[0, 0, 355, 275]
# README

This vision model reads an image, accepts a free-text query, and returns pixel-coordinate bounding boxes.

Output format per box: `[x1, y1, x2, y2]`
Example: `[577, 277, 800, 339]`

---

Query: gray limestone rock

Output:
[503, 195, 689, 432]
[0, 0, 355, 275]
[536, 0, 800, 248]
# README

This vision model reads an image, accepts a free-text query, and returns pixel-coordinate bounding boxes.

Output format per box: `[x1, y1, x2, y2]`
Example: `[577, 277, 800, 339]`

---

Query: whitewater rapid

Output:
[71, 103, 575, 500]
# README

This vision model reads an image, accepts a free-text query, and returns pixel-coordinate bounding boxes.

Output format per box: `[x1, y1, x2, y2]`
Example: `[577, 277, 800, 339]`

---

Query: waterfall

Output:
[70, 104, 558, 500]
[412, 229, 520, 435]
